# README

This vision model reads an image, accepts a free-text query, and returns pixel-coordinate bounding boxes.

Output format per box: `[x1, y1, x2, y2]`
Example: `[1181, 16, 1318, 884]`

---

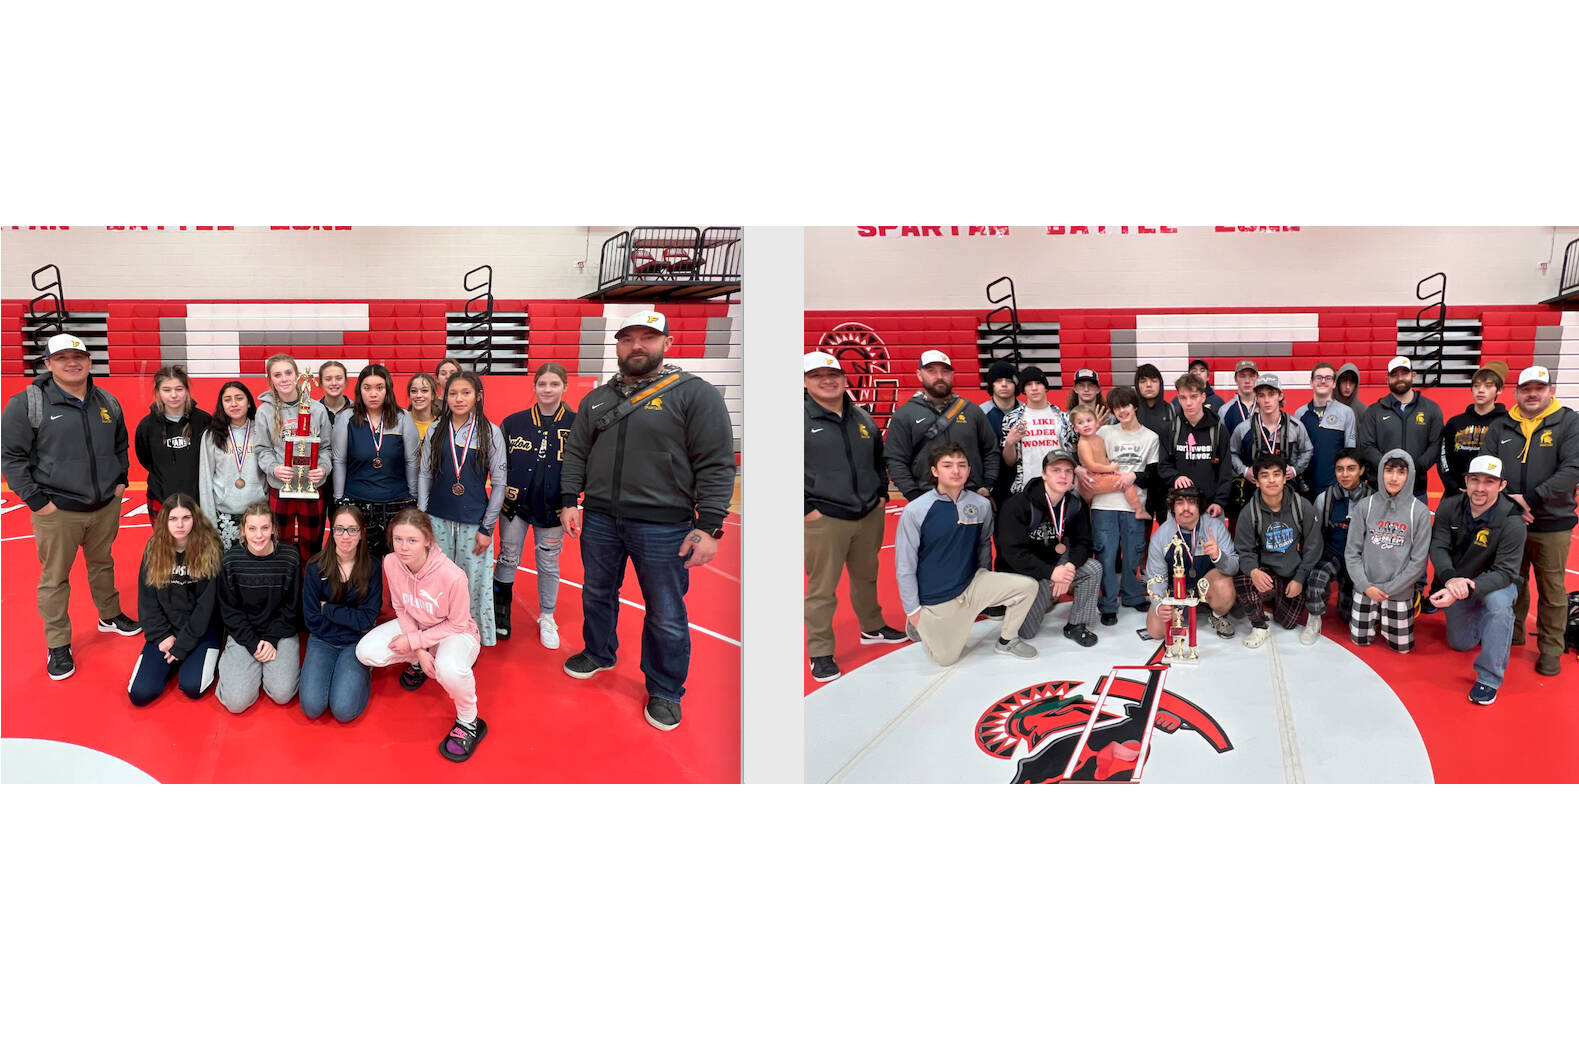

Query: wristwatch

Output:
[708, 527, 725, 540]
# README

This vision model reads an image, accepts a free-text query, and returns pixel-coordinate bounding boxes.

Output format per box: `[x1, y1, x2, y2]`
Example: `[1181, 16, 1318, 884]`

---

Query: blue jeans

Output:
[128, 628, 221, 706]
[580, 510, 692, 701]
[299, 636, 371, 722]
[1443, 583, 1517, 689]
[1092, 508, 1148, 613]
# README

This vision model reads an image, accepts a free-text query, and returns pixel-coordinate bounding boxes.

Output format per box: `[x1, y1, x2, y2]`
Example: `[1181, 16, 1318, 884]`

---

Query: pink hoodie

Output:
[382, 547, 480, 652]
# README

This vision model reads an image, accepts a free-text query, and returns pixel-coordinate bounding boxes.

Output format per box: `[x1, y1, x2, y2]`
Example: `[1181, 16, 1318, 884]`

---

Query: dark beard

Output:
[1389, 380, 1412, 397]
[924, 379, 953, 400]
[620, 350, 665, 381]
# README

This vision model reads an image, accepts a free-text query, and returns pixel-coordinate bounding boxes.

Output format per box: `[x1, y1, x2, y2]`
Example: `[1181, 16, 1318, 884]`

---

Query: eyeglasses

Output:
[331, 526, 361, 537]
[1312, 374, 1336, 383]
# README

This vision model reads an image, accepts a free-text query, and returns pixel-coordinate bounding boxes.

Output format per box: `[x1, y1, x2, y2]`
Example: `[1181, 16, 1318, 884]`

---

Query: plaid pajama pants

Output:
[1233, 570, 1312, 630]
[269, 489, 325, 563]
[1303, 554, 1354, 621]
[1348, 593, 1416, 653]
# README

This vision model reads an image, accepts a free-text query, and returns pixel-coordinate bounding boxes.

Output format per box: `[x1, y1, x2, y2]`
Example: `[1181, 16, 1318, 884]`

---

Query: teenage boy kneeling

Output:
[1427, 455, 1526, 704]
[896, 443, 1040, 667]
[1233, 452, 1324, 649]
[1344, 448, 1432, 653]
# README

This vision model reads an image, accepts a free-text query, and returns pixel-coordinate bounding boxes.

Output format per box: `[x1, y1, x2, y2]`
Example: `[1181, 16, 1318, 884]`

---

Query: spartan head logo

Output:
[817, 322, 899, 430]
[974, 646, 1233, 783]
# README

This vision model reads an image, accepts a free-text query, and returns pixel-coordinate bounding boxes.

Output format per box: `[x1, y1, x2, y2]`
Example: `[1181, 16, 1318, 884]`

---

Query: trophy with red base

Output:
[1146, 534, 1211, 663]
[278, 369, 321, 499]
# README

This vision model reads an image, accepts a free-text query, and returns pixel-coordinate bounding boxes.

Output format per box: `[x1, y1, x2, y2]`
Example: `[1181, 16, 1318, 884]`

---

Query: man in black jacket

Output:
[1428, 455, 1527, 704]
[1, 333, 140, 681]
[883, 349, 999, 502]
[1134, 363, 1175, 520]
[1438, 362, 1509, 499]
[996, 450, 1102, 646]
[1155, 373, 1233, 520]
[1480, 366, 1579, 678]
[557, 311, 738, 732]
[1357, 355, 1444, 496]
[804, 351, 905, 682]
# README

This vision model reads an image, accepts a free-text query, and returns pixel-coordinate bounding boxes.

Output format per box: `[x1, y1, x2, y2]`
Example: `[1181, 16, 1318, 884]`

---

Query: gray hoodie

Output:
[1344, 447, 1432, 598]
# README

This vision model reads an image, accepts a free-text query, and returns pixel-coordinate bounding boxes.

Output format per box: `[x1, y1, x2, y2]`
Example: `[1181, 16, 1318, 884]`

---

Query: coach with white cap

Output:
[557, 309, 737, 731]
[883, 348, 1000, 502]
[1479, 365, 1579, 678]
[1428, 455, 1527, 703]
[1, 332, 140, 682]
[804, 350, 905, 682]
[1357, 355, 1444, 495]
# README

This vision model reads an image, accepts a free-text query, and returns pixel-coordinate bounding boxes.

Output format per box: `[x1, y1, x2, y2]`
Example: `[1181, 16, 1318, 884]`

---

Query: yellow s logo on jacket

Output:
[1473, 528, 1490, 548]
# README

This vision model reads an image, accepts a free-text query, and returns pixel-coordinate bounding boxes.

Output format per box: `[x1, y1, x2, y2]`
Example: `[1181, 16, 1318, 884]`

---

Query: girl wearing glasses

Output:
[300, 503, 383, 723]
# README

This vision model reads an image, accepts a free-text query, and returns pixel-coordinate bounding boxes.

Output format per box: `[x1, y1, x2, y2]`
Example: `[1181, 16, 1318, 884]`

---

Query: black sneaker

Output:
[399, 663, 428, 691]
[810, 656, 842, 682]
[1100, 611, 1118, 626]
[1468, 682, 1498, 705]
[563, 651, 614, 679]
[97, 612, 141, 636]
[46, 645, 75, 681]
[859, 626, 908, 645]
[1063, 623, 1099, 648]
[645, 697, 681, 731]
[982, 605, 1007, 620]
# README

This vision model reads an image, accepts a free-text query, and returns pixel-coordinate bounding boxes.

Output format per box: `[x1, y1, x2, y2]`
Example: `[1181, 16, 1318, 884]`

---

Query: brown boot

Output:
[1536, 654, 1561, 677]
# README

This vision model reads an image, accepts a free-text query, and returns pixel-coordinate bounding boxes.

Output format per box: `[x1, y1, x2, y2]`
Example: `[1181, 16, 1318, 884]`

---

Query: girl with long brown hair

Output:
[252, 353, 333, 561]
[433, 357, 462, 395]
[200, 380, 267, 548]
[355, 508, 487, 761]
[215, 501, 302, 713]
[134, 365, 212, 523]
[301, 503, 382, 722]
[129, 493, 225, 705]
[332, 363, 419, 559]
[415, 370, 506, 646]
[406, 372, 438, 444]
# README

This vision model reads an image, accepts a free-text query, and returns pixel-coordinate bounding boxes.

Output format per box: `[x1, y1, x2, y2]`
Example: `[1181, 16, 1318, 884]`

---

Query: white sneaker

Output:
[538, 614, 560, 650]
[1298, 615, 1322, 646]
[1243, 626, 1271, 649]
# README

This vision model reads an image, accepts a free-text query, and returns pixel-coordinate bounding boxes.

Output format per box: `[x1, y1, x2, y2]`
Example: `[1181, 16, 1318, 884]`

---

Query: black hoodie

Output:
[996, 476, 1094, 581]
[137, 548, 221, 661]
[135, 402, 213, 507]
[1438, 401, 1509, 498]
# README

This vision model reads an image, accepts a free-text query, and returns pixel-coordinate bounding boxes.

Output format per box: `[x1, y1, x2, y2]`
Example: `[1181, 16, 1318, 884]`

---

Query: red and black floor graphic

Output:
[805, 501, 1579, 783]
[1, 493, 741, 783]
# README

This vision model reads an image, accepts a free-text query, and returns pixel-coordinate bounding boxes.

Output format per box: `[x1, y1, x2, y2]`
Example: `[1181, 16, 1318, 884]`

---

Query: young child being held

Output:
[1072, 406, 1148, 519]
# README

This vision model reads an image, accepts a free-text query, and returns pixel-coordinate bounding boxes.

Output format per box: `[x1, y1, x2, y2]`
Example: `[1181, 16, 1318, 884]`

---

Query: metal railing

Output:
[595, 226, 741, 290]
[26, 264, 68, 374]
[981, 275, 1022, 379]
[1410, 271, 1447, 387]
[459, 264, 494, 374]
[693, 226, 742, 282]
[1560, 238, 1579, 299]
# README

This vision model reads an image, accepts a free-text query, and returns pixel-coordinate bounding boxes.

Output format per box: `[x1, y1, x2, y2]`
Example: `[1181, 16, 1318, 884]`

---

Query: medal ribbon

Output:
[1045, 490, 1067, 541]
[370, 419, 384, 458]
[1258, 415, 1282, 455]
[450, 416, 477, 486]
[230, 422, 251, 475]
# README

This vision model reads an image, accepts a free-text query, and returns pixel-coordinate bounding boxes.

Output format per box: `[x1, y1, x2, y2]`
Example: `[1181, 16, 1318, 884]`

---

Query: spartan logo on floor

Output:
[973, 645, 1232, 783]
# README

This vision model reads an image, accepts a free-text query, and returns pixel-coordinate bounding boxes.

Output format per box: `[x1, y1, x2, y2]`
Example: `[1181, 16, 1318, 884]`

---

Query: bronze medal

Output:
[235, 478, 246, 489]
[452, 482, 466, 496]
[1055, 543, 1067, 554]
[371, 457, 383, 469]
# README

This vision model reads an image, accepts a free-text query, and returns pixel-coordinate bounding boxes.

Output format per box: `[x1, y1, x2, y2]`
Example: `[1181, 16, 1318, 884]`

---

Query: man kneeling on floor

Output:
[996, 448, 1103, 647]
[1427, 455, 1526, 704]
[896, 443, 1040, 666]
[1144, 485, 1239, 643]
[1233, 452, 1324, 649]
[1344, 448, 1432, 653]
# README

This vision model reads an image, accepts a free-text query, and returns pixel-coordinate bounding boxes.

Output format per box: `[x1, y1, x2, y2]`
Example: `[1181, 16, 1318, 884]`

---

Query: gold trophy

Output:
[1145, 534, 1212, 663]
[278, 368, 321, 499]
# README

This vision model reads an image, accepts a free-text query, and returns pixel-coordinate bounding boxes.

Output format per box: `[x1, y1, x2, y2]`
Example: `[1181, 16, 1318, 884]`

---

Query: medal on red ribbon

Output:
[370, 420, 384, 470]
[450, 416, 476, 497]
[230, 422, 251, 489]
[1046, 490, 1068, 555]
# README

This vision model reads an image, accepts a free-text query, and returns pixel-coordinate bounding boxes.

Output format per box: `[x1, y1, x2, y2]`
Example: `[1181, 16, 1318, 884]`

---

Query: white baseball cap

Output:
[45, 332, 89, 356]
[1466, 455, 1503, 479]
[1386, 356, 1412, 374]
[1517, 365, 1551, 387]
[919, 349, 952, 368]
[803, 351, 841, 374]
[615, 310, 669, 337]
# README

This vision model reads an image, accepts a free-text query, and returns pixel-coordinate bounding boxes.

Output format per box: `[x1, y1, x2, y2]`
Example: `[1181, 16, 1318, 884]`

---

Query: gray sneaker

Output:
[1210, 613, 1236, 639]
[994, 637, 1038, 660]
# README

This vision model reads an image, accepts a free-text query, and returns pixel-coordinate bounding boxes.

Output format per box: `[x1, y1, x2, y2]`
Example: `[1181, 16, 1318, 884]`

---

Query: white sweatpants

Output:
[356, 619, 481, 724]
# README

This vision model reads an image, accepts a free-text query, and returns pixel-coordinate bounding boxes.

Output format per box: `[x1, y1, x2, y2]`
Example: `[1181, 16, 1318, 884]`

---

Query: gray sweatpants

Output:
[1018, 558, 1103, 639]
[215, 635, 301, 713]
[493, 516, 564, 615]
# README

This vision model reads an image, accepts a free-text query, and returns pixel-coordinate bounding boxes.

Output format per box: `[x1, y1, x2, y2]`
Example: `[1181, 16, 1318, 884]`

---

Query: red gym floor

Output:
[1, 487, 742, 783]
[805, 499, 1579, 783]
